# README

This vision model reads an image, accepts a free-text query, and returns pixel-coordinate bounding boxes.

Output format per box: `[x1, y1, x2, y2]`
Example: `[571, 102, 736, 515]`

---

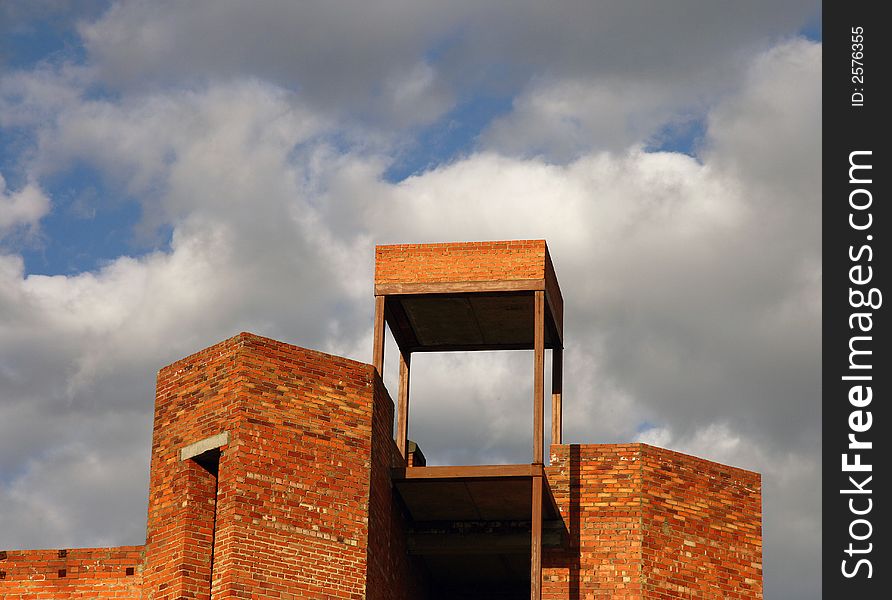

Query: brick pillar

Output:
[143, 338, 238, 600]
[144, 332, 395, 600]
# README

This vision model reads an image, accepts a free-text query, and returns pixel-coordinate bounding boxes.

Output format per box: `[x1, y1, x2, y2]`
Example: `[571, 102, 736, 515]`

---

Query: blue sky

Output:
[1, 2, 820, 597]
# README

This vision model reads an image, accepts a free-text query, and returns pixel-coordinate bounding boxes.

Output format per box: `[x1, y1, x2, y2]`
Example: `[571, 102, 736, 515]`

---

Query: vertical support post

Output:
[372, 295, 385, 376]
[551, 346, 563, 446]
[533, 290, 545, 465]
[396, 350, 411, 461]
[532, 290, 545, 600]
[531, 472, 543, 600]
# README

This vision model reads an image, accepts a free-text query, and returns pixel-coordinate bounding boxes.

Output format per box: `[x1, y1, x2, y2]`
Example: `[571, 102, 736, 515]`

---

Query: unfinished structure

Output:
[0, 240, 762, 599]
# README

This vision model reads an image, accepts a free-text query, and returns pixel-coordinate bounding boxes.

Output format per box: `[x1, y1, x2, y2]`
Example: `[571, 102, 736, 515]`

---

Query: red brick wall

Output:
[143, 332, 391, 600]
[544, 444, 645, 599]
[219, 336, 377, 599]
[0, 546, 144, 599]
[143, 334, 240, 600]
[366, 377, 430, 599]
[640, 445, 762, 599]
[375, 240, 548, 284]
[544, 444, 762, 599]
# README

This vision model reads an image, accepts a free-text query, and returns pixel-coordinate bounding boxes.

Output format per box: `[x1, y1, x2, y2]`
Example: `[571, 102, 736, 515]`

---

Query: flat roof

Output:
[375, 240, 563, 352]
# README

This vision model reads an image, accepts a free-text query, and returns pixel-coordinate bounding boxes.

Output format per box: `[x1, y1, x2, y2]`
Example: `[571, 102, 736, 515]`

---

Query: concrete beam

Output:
[180, 432, 229, 461]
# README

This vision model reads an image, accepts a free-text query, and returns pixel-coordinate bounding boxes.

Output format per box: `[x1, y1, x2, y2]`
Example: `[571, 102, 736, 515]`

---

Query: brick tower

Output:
[0, 240, 762, 599]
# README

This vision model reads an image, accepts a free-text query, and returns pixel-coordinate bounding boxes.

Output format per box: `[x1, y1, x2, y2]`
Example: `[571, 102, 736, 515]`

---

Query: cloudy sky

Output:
[1, 1, 821, 597]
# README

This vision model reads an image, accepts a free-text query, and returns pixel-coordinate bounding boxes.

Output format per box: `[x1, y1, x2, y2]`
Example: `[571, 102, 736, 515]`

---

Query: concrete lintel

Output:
[180, 432, 229, 461]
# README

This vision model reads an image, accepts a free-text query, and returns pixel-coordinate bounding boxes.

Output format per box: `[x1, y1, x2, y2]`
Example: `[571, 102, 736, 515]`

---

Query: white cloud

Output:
[635, 421, 821, 598]
[0, 418, 151, 549]
[705, 38, 822, 208]
[0, 175, 50, 235]
[76, 0, 462, 126]
[482, 76, 708, 158]
[73, 0, 818, 137]
[0, 18, 820, 599]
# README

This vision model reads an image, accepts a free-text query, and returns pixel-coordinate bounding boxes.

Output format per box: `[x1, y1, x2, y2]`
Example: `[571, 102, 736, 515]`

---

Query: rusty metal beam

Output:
[393, 464, 542, 480]
[396, 350, 411, 461]
[375, 279, 545, 296]
[372, 295, 385, 376]
[533, 290, 545, 465]
[552, 347, 563, 446]
[533, 289, 546, 600]
[531, 474, 543, 600]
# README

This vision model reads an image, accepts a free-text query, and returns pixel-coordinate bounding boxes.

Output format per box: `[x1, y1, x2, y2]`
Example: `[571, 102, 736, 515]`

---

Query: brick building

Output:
[0, 240, 762, 599]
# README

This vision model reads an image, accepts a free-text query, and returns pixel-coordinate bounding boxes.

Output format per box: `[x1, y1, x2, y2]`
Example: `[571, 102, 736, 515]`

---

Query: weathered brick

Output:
[543, 444, 762, 599]
[375, 240, 551, 284]
[0, 547, 144, 599]
[2, 241, 761, 599]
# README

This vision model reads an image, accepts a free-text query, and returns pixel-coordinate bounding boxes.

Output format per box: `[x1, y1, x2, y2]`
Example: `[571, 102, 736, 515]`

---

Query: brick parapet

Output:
[639, 444, 762, 599]
[145, 332, 383, 599]
[375, 240, 548, 284]
[544, 443, 761, 599]
[0, 546, 144, 599]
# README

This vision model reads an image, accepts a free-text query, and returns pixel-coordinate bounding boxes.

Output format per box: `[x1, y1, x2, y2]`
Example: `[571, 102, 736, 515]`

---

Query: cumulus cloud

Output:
[706, 39, 822, 204]
[0, 3, 819, 597]
[482, 77, 696, 157]
[76, 0, 461, 127]
[0, 175, 50, 236]
[73, 0, 818, 137]
[0, 413, 150, 550]
[0, 63, 92, 129]
[636, 422, 821, 598]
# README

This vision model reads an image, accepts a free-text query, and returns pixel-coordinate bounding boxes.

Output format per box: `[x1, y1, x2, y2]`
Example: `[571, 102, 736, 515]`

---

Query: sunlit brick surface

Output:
[0, 547, 144, 599]
[1, 333, 760, 599]
[375, 240, 549, 284]
[544, 444, 762, 599]
[144, 332, 395, 600]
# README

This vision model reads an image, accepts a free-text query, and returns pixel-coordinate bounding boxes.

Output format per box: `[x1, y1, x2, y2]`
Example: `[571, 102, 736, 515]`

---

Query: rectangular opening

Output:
[186, 448, 220, 597]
